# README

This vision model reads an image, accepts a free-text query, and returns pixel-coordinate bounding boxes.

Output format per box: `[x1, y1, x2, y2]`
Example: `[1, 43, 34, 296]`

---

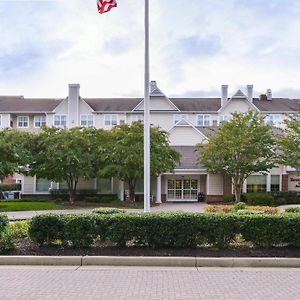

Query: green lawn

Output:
[0, 201, 69, 212]
[0, 200, 158, 212]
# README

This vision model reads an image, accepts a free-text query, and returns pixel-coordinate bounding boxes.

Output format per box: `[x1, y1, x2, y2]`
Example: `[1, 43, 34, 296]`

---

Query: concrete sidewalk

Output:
[4, 202, 206, 221]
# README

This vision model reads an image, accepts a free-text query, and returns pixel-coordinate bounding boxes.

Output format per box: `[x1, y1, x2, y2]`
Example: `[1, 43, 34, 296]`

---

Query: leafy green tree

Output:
[100, 121, 180, 202]
[278, 115, 300, 172]
[0, 129, 32, 181]
[197, 111, 277, 202]
[29, 127, 108, 203]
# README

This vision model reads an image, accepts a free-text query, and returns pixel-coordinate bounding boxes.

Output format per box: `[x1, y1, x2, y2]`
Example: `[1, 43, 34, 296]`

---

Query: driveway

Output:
[4, 202, 207, 221]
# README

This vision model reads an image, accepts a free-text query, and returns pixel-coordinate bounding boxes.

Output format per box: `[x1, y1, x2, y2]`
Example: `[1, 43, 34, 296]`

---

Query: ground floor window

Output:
[167, 179, 198, 200]
[36, 178, 51, 192]
[246, 175, 267, 193]
[271, 175, 280, 192]
[97, 178, 112, 193]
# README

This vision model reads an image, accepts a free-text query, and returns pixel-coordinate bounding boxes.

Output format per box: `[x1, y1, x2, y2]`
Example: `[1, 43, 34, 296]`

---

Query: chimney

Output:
[221, 85, 228, 107]
[266, 89, 272, 100]
[259, 94, 267, 101]
[68, 83, 80, 128]
[247, 84, 253, 103]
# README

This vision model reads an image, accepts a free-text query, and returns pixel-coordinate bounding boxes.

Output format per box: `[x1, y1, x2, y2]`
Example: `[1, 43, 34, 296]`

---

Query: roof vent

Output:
[266, 89, 272, 101]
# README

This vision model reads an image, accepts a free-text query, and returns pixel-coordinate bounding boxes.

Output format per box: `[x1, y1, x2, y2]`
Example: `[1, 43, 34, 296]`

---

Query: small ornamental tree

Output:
[29, 127, 108, 203]
[197, 111, 277, 202]
[278, 115, 300, 173]
[100, 121, 180, 202]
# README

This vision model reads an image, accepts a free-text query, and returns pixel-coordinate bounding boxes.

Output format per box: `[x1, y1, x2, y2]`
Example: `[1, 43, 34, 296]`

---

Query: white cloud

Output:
[0, 0, 300, 99]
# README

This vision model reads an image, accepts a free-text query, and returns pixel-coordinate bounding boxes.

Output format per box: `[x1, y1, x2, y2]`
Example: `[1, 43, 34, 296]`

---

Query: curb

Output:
[0, 256, 300, 268]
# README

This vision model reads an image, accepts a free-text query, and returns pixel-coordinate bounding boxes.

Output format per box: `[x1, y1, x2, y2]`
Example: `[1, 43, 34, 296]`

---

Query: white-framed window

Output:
[17, 116, 29, 128]
[34, 115, 46, 128]
[174, 114, 188, 125]
[35, 178, 51, 193]
[104, 114, 118, 127]
[219, 115, 231, 124]
[54, 115, 67, 128]
[80, 114, 94, 127]
[246, 175, 267, 193]
[266, 114, 282, 127]
[197, 114, 211, 126]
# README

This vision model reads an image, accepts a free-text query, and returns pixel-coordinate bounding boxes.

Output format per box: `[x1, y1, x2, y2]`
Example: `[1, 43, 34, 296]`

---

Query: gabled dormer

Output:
[218, 85, 259, 116]
[133, 81, 180, 111]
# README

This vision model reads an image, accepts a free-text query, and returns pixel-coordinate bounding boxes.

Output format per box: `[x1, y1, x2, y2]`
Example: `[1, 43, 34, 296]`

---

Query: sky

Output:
[1, 0, 300, 99]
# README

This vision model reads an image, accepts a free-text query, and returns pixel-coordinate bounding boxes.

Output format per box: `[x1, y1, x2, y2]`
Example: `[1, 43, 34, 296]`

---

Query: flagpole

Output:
[144, 0, 150, 212]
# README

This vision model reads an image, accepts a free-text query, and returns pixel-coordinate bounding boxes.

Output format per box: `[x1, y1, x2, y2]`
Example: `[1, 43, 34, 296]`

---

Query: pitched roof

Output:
[0, 96, 62, 112]
[253, 98, 300, 112]
[84, 98, 142, 112]
[170, 98, 221, 112]
[173, 146, 204, 169]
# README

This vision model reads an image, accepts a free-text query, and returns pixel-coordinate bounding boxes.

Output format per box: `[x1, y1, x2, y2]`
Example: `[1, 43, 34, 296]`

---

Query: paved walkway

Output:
[4, 202, 207, 220]
[0, 266, 299, 299]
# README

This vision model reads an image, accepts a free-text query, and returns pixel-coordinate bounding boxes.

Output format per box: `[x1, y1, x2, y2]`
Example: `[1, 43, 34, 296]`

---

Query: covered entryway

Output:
[167, 177, 198, 202]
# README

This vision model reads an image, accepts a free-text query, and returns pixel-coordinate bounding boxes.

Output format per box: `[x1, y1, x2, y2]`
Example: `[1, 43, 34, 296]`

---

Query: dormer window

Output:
[174, 114, 188, 125]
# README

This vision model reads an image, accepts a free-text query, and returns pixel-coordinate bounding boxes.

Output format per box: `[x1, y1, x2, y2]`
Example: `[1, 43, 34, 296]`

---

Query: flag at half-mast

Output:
[97, 0, 117, 14]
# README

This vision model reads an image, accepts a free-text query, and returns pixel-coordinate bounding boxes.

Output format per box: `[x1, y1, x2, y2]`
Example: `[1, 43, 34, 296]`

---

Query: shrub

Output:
[285, 207, 300, 213]
[7, 221, 29, 239]
[28, 214, 66, 245]
[92, 208, 126, 215]
[233, 202, 246, 211]
[85, 195, 119, 203]
[0, 183, 21, 191]
[0, 214, 9, 238]
[272, 191, 300, 205]
[236, 209, 264, 215]
[244, 193, 274, 206]
[223, 195, 234, 203]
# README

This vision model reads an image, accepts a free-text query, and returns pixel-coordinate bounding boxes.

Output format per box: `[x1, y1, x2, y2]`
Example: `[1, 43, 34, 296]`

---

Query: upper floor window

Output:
[266, 114, 282, 127]
[104, 114, 118, 127]
[34, 116, 46, 128]
[17, 116, 29, 128]
[80, 114, 94, 127]
[54, 115, 67, 128]
[174, 114, 188, 125]
[197, 114, 211, 126]
[219, 115, 231, 124]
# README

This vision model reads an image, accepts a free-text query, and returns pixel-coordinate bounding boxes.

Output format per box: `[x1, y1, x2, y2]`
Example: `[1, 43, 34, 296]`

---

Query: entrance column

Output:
[156, 175, 162, 203]
[119, 180, 124, 201]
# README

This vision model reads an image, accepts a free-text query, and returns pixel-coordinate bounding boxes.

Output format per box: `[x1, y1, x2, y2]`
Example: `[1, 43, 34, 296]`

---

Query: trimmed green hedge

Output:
[92, 208, 126, 215]
[0, 184, 21, 191]
[28, 212, 300, 249]
[285, 207, 300, 213]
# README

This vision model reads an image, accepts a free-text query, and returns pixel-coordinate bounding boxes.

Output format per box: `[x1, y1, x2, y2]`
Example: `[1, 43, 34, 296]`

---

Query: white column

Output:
[242, 180, 247, 193]
[206, 174, 210, 195]
[119, 181, 124, 201]
[156, 175, 162, 203]
[266, 174, 271, 192]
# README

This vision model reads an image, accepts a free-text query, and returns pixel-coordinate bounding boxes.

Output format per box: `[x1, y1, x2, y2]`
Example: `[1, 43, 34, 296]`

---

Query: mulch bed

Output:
[5, 238, 300, 257]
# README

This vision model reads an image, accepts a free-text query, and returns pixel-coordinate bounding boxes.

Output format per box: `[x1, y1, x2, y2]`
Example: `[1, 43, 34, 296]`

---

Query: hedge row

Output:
[0, 184, 21, 192]
[224, 191, 300, 206]
[28, 212, 300, 249]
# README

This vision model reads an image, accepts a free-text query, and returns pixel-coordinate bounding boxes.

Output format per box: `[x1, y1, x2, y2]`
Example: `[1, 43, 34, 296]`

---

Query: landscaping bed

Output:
[7, 238, 300, 258]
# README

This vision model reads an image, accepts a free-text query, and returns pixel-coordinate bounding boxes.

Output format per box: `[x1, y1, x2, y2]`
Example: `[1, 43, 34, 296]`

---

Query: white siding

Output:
[208, 174, 223, 195]
[0, 114, 11, 128]
[220, 99, 254, 115]
[169, 127, 206, 146]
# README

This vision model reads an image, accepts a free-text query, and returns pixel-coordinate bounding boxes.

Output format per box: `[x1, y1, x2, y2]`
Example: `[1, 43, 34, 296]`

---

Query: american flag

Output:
[97, 0, 117, 14]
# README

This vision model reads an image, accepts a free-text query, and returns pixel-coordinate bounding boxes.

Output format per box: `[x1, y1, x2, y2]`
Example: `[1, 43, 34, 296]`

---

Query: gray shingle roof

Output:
[84, 98, 142, 112]
[0, 96, 62, 112]
[173, 146, 204, 169]
[253, 98, 300, 112]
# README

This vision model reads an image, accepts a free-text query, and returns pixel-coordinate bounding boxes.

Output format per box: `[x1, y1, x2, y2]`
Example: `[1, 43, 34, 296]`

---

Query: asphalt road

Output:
[0, 266, 299, 299]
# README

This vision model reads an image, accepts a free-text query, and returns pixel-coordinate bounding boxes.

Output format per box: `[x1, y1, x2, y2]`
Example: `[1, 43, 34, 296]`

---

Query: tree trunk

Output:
[128, 181, 136, 202]
[69, 190, 76, 204]
[233, 178, 244, 203]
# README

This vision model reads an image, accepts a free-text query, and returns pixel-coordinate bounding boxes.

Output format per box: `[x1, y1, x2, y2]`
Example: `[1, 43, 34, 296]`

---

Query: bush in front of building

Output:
[243, 193, 274, 206]
[0, 214, 8, 238]
[28, 212, 300, 249]
[0, 183, 21, 192]
[92, 208, 126, 215]
[272, 191, 300, 205]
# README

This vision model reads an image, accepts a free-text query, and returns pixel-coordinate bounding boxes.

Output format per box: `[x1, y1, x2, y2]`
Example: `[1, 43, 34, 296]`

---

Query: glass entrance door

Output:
[167, 178, 198, 201]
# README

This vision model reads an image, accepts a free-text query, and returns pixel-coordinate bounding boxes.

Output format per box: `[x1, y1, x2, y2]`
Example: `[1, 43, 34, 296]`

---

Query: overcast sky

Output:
[1, 0, 300, 99]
